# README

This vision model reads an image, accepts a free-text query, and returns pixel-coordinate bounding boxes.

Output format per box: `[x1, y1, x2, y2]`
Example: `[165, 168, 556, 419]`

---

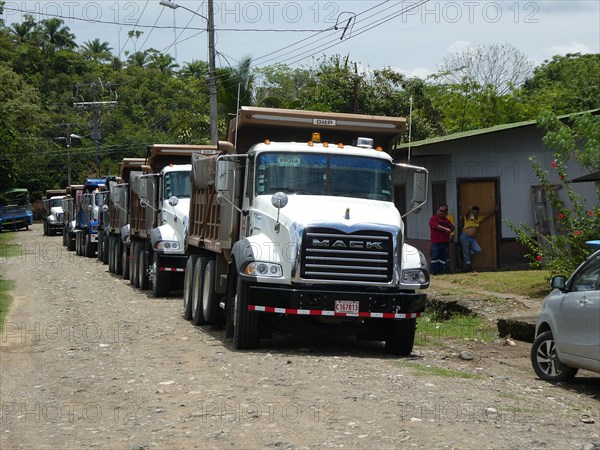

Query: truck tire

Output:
[138, 248, 150, 290]
[43, 220, 49, 236]
[84, 234, 95, 258]
[202, 259, 222, 324]
[121, 244, 130, 280]
[62, 228, 67, 246]
[233, 277, 259, 349]
[385, 319, 417, 356]
[76, 232, 83, 256]
[68, 232, 76, 251]
[151, 253, 170, 297]
[97, 233, 103, 262]
[108, 236, 116, 273]
[130, 242, 140, 287]
[102, 235, 110, 265]
[114, 240, 123, 276]
[183, 255, 198, 320]
[191, 257, 210, 325]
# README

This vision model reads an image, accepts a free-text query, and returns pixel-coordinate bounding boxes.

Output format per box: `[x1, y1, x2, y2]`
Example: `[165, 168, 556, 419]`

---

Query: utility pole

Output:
[55, 122, 81, 186]
[160, 0, 218, 144]
[207, 0, 218, 145]
[73, 79, 117, 177]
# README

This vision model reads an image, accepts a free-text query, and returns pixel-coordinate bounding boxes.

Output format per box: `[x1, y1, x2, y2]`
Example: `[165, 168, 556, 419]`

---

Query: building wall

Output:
[399, 125, 597, 268]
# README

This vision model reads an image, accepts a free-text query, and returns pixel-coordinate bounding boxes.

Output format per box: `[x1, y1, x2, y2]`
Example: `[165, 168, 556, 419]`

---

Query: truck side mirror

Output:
[216, 160, 236, 192]
[412, 170, 427, 205]
[168, 196, 179, 207]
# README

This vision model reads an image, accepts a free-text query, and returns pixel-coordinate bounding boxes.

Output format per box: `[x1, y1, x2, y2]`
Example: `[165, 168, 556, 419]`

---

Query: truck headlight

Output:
[244, 262, 282, 277]
[402, 269, 428, 284]
[155, 241, 180, 251]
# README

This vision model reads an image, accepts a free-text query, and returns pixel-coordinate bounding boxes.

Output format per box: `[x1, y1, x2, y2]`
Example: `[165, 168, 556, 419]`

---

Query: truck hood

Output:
[253, 195, 402, 231]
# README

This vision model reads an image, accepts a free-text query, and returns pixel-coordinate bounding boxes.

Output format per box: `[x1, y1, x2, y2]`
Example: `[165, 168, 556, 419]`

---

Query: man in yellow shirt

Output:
[459, 205, 497, 272]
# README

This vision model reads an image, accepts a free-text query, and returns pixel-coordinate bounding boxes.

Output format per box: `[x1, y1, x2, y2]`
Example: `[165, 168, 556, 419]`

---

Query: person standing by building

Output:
[459, 205, 498, 272]
[429, 204, 455, 275]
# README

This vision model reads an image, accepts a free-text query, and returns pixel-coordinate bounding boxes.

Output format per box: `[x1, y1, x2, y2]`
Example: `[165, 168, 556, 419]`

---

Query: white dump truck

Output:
[182, 107, 429, 356]
[129, 145, 207, 297]
[42, 189, 67, 236]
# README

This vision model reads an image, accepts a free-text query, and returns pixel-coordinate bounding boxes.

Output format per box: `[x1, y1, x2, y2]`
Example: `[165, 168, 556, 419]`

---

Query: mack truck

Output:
[129, 145, 201, 297]
[182, 107, 429, 356]
[62, 185, 83, 250]
[104, 158, 146, 278]
[42, 189, 67, 236]
[75, 178, 107, 258]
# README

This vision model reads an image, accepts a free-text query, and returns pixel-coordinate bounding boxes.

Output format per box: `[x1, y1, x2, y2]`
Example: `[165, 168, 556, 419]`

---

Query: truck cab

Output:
[43, 189, 67, 236]
[75, 178, 107, 257]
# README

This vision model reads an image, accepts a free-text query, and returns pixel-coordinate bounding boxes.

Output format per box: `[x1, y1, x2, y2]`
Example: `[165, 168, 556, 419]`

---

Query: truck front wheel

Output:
[138, 248, 150, 290]
[151, 253, 170, 297]
[68, 232, 76, 251]
[84, 234, 95, 258]
[233, 277, 259, 350]
[385, 319, 417, 357]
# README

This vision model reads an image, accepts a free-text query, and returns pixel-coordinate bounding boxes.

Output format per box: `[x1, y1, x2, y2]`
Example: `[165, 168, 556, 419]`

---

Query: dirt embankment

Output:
[1, 227, 598, 449]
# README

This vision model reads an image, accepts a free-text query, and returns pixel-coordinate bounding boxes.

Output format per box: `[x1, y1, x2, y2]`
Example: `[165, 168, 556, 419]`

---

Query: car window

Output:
[571, 254, 600, 292]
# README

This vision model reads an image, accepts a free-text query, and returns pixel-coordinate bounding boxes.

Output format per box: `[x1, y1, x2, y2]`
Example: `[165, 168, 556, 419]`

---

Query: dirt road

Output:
[1, 227, 598, 449]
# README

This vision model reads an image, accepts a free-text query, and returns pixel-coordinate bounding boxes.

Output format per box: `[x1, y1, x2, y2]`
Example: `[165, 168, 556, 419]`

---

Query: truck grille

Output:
[301, 228, 393, 282]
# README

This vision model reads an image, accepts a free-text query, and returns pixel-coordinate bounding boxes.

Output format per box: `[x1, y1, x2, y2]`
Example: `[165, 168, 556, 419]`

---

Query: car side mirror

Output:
[551, 276, 566, 290]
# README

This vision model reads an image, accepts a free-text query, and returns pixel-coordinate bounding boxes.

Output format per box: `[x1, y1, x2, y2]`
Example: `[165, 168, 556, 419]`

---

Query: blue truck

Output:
[75, 178, 107, 257]
[0, 188, 33, 232]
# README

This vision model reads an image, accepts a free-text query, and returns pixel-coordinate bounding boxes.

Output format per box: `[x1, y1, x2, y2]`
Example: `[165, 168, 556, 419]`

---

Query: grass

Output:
[415, 307, 498, 347]
[394, 361, 481, 379]
[0, 232, 22, 258]
[433, 270, 552, 299]
[0, 232, 18, 329]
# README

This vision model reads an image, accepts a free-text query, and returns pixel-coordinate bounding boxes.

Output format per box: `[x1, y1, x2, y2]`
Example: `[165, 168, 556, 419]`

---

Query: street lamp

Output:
[160, 0, 218, 145]
[53, 133, 82, 186]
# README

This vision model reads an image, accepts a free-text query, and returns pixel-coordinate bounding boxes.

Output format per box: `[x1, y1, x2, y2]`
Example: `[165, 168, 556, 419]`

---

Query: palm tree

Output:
[36, 18, 77, 49]
[146, 50, 179, 75]
[9, 20, 35, 43]
[179, 60, 208, 79]
[126, 50, 150, 68]
[80, 38, 113, 62]
[216, 57, 255, 117]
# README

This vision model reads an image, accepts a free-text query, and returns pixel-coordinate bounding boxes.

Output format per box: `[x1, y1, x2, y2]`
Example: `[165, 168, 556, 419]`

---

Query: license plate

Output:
[335, 300, 359, 314]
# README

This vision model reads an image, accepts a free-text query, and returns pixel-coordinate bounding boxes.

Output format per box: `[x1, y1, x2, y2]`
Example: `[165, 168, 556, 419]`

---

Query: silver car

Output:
[531, 249, 600, 382]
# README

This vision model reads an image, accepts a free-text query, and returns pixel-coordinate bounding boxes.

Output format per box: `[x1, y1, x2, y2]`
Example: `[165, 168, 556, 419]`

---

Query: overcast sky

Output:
[3, 1, 599, 78]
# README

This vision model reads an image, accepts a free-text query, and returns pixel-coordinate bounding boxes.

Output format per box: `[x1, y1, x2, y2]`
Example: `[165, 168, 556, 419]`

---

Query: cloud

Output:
[446, 41, 471, 54]
[547, 42, 592, 56]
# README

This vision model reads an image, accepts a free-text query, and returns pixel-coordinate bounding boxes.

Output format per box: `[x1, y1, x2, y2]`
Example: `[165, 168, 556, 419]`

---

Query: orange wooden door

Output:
[459, 180, 497, 269]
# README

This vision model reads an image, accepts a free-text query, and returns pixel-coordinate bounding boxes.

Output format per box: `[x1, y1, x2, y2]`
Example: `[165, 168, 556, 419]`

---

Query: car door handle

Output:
[578, 296, 588, 304]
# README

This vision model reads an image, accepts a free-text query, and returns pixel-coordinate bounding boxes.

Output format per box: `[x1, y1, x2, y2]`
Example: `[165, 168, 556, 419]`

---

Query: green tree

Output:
[80, 38, 113, 63]
[521, 53, 600, 114]
[508, 112, 600, 275]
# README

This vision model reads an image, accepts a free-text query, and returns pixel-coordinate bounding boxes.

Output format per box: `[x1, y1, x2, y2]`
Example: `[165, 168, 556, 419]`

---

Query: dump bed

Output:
[45, 189, 67, 199]
[130, 145, 218, 239]
[227, 106, 405, 154]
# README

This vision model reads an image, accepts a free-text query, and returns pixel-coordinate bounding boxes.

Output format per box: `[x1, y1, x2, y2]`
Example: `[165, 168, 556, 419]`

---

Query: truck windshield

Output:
[255, 152, 393, 201]
[49, 199, 63, 208]
[164, 171, 191, 199]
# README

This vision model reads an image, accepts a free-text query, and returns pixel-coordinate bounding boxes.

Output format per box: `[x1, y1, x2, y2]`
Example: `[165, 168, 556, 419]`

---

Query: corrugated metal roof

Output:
[397, 109, 600, 149]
